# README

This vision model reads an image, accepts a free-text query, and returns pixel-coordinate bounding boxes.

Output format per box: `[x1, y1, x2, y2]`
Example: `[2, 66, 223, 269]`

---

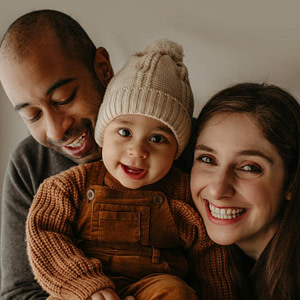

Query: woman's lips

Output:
[205, 200, 247, 223]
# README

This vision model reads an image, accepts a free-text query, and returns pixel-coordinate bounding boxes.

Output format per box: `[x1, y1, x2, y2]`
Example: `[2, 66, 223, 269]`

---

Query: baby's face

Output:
[102, 115, 177, 189]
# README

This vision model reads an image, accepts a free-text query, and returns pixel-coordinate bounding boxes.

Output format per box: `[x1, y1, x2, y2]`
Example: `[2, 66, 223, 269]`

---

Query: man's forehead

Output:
[1, 28, 61, 62]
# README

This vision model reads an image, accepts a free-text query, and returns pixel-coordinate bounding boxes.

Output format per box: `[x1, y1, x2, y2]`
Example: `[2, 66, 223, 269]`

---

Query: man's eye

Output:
[150, 135, 166, 143]
[55, 88, 78, 106]
[20, 109, 42, 123]
[118, 128, 131, 137]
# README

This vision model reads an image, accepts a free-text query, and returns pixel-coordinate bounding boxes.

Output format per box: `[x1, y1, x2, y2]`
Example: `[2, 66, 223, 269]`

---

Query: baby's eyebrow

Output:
[155, 125, 173, 134]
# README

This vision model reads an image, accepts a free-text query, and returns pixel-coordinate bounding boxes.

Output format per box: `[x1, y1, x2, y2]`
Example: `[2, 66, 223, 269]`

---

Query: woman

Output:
[190, 83, 300, 299]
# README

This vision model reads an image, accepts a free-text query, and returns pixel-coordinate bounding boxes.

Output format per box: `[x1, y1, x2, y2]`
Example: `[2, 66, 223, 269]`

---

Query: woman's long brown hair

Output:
[195, 83, 300, 299]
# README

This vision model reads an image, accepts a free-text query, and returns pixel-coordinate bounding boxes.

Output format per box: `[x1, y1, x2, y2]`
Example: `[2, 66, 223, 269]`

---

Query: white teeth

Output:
[67, 133, 86, 148]
[209, 203, 245, 219]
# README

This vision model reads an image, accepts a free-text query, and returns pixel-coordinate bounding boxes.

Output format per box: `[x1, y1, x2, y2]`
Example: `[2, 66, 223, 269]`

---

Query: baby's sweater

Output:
[26, 160, 237, 299]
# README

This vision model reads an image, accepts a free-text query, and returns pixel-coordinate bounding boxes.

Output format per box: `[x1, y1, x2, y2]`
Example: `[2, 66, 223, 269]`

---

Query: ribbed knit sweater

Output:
[26, 160, 237, 299]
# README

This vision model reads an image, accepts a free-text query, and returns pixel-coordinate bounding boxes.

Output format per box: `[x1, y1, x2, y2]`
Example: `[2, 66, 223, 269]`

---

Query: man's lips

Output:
[66, 132, 87, 148]
[63, 131, 92, 157]
[121, 164, 147, 180]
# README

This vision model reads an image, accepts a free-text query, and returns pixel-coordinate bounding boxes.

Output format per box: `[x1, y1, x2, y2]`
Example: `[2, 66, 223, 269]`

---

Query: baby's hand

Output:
[90, 288, 120, 300]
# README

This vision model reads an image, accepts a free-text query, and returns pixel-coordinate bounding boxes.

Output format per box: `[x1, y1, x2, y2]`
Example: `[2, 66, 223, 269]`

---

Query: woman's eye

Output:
[197, 155, 215, 165]
[150, 135, 166, 143]
[240, 164, 262, 173]
[118, 128, 131, 137]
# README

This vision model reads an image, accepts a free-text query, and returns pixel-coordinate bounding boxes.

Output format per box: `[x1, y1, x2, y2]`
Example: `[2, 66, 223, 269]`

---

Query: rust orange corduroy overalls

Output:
[74, 165, 199, 299]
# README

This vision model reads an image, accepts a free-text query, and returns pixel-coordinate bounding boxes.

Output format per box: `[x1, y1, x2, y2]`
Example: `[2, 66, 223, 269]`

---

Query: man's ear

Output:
[94, 47, 114, 87]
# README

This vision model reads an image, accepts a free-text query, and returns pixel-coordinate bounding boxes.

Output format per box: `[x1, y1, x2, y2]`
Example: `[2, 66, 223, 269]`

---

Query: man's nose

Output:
[45, 111, 73, 141]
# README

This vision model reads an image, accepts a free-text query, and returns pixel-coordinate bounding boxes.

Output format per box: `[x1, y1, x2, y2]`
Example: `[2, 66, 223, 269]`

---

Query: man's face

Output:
[0, 36, 107, 164]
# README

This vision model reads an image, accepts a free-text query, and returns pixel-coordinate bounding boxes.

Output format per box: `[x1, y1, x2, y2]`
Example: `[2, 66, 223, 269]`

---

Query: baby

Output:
[27, 39, 237, 300]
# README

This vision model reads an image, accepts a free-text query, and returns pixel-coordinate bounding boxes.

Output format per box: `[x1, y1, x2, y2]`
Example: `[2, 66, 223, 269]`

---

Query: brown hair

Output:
[195, 82, 300, 298]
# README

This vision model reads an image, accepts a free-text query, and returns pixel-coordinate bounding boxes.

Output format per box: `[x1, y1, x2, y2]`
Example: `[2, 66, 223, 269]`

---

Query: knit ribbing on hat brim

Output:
[94, 87, 192, 159]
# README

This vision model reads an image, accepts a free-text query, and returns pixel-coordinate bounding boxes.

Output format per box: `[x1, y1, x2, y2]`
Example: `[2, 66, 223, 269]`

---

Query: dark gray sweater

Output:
[1, 136, 76, 299]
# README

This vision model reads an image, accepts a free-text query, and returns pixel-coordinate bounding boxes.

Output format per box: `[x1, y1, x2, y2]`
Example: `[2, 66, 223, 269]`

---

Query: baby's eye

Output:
[150, 135, 166, 143]
[118, 128, 131, 137]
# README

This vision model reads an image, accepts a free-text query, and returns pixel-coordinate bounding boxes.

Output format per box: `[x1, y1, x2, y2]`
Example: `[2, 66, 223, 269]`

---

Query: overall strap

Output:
[85, 160, 106, 187]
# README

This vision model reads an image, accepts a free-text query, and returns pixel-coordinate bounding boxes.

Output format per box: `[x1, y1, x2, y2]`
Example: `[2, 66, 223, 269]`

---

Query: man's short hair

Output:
[0, 9, 96, 69]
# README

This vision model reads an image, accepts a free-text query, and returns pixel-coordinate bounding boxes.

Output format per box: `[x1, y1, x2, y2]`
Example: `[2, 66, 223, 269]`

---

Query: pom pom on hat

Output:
[138, 39, 184, 63]
[95, 39, 194, 158]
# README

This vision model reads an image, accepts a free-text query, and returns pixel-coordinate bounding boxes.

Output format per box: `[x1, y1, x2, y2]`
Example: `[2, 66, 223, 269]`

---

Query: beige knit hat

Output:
[94, 39, 194, 158]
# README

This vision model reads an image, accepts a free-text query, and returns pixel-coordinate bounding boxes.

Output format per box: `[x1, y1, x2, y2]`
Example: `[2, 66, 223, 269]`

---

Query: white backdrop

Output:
[1, 0, 300, 220]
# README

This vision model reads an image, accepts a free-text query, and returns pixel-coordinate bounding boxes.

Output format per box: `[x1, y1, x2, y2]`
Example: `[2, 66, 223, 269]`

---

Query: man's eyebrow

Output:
[14, 103, 29, 112]
[46, 78, 76, 95]
[14, 78, 76, 112]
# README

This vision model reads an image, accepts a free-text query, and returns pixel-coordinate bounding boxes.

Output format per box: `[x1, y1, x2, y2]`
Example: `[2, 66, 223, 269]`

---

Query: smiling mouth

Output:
[66, 132, 87, 148]
[208, 202, 246, 220]
[121, 164, 147, 179]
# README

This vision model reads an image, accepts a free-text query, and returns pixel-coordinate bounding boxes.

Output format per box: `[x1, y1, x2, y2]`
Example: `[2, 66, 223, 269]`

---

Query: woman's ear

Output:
[94, 47, 114, 87]
[285, 191, 292, 201]
[285, 185, 292, 201]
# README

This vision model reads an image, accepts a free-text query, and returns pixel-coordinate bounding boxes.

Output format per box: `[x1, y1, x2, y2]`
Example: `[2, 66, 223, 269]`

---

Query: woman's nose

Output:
[207, 169, 234, 200]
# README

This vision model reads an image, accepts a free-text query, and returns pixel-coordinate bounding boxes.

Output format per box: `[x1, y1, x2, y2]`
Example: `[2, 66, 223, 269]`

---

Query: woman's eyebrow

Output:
[195, 144, 214, 152]
[238, 150, 274, 163]
[195, 145, 273, 163]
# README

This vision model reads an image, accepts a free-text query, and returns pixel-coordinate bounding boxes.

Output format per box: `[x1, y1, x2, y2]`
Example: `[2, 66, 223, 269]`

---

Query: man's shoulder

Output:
[12, 135, 52, 157]
[10, 135, 76, 179]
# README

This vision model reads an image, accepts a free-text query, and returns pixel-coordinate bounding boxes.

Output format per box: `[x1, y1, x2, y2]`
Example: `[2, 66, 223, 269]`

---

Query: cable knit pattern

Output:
[26, 161, 238, 299]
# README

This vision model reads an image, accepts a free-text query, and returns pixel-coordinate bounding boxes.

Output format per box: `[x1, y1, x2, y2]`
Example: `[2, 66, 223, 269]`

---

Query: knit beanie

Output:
[94, 39, 194, 158]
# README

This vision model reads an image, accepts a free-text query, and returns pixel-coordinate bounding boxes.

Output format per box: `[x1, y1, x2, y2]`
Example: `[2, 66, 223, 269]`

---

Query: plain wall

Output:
[1, 0, 300, 263]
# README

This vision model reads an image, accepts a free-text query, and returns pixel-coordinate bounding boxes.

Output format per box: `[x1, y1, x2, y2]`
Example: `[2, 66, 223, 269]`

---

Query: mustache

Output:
[47, 119, 94, 146]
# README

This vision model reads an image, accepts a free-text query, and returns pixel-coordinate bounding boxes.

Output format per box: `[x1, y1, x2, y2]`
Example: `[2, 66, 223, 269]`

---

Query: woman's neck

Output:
[236, 221, 278, 260]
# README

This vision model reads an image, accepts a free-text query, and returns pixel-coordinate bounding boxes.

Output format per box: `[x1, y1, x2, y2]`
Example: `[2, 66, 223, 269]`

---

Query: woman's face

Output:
[191, 112, 287, 259]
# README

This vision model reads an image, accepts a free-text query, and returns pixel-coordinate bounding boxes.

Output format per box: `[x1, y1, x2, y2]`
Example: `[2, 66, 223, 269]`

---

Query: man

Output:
[0, 9, 195, 299]
[0, 9, 114, 299]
